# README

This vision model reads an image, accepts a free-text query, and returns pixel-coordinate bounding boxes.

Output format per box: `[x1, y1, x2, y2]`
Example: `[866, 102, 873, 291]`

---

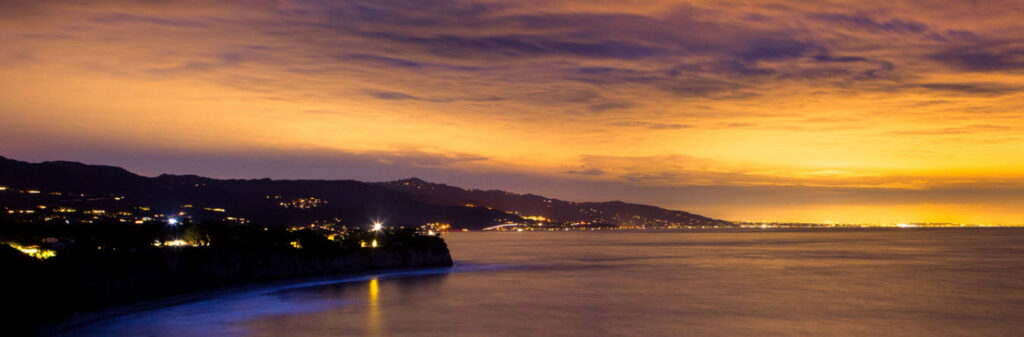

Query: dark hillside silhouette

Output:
[0, 156, 727, 229]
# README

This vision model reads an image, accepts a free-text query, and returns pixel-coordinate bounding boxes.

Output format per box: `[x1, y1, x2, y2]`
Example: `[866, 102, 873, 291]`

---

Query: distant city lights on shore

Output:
[6, 242, 56, 260]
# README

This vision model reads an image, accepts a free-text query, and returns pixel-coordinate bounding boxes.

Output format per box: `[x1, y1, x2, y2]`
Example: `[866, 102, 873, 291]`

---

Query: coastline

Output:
[5, 236, 453, 336]
[44, 265, 458, 336]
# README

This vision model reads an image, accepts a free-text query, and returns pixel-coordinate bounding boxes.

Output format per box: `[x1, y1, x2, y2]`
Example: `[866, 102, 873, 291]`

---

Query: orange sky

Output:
[2, 0, 1023, 224]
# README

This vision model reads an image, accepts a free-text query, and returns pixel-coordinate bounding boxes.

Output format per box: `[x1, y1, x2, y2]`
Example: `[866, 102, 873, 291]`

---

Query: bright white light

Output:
[168, 218, 179, 225]
[372, 221, 383, 231]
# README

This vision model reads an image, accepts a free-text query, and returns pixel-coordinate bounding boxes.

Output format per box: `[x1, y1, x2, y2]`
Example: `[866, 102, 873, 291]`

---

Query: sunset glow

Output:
[3, 0, 1024, 223]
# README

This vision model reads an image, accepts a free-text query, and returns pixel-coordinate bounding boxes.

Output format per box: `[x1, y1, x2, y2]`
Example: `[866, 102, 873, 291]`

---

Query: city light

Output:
[152, 239, 204, 247]
[522, 215, 549, 222]
[165, 240, 188, 247]
[7, 242, 57, 260]
[167, 218, 179, 225]
[372, 221, 383, 231]
[278, 196, 327, 209]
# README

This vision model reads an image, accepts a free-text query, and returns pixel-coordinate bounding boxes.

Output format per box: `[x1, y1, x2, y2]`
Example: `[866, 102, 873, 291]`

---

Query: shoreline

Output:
[43, 265, 457, 336]
[6, 236, 453, 336]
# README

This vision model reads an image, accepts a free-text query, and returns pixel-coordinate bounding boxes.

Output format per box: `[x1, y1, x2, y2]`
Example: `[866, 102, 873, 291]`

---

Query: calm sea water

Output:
[60, 230, 1024, 336]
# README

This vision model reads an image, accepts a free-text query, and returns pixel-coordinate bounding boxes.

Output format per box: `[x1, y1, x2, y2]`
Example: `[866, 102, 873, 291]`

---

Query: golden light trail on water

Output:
[367, 277, 381, 337]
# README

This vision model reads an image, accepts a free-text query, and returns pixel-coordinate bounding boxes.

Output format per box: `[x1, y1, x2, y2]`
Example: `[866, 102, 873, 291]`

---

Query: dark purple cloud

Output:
[366, 90, 422, 100]
[810, 13, 929, 34]
[930, 42, 1024, 71]
[814, 55, 869, 63]
[913, 82, 1023, 96]
[365, 32, 669, 60]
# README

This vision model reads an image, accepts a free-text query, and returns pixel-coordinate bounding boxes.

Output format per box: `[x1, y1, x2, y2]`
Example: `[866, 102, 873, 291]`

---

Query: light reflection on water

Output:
[368, 277, 380, 337]
[60, 230, 1024, 336]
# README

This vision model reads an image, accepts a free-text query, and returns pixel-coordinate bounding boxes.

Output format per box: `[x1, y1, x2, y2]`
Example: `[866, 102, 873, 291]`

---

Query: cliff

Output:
[1, 236, 453, 335]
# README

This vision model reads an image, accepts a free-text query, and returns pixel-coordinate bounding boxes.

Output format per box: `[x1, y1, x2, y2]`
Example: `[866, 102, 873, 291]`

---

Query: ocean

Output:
[59, 229, 1024, 336]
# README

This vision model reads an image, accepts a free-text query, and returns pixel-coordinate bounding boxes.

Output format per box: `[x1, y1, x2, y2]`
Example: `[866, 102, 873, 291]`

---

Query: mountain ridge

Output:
[0, 156, 730, 229]
[379, 178, 725, 228]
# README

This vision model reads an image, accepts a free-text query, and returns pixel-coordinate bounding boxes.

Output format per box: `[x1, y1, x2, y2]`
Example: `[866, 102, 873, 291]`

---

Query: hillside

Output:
[379, 178, 728, 228]
[0, 156, 729, 229]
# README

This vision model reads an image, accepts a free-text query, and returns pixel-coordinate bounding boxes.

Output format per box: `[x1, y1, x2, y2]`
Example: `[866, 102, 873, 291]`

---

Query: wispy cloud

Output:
[4, 0, 1024, 223]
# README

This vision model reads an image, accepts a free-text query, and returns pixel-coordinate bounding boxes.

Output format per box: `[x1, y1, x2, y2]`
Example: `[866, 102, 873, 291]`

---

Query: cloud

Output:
[930, 42, 1024, 71]
[364, 89, 504, 103]
[366, 90, 422, 100]
[365, 32, 669, 60]
[5, 0, 1024, 224]
[567, 66, 745, 98]
[92, 13, 210, 28]
[362, 149, 488, 167]
[610, 121, 692, 130]
[889, 124, 1012, 135]
[566, 168, 605, 176]
[814, 55, 869, 63]
[810, 13, 929, 34]
[338, 53, 482, 71]
[587, 101, 637, 113]
[913, 82, 1023, 96]
[145, 52, 249, 75]
[341, 54, 426, 68]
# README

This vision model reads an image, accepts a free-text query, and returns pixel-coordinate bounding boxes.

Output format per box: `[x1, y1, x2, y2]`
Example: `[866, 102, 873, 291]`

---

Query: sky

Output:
[2, 0, 1024, 224]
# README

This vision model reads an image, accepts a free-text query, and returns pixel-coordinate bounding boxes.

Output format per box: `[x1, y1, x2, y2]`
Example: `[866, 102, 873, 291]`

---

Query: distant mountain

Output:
[0, 156, 729, 229]
[379, 178, 728, 228]
[0, 157, 148, 193]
